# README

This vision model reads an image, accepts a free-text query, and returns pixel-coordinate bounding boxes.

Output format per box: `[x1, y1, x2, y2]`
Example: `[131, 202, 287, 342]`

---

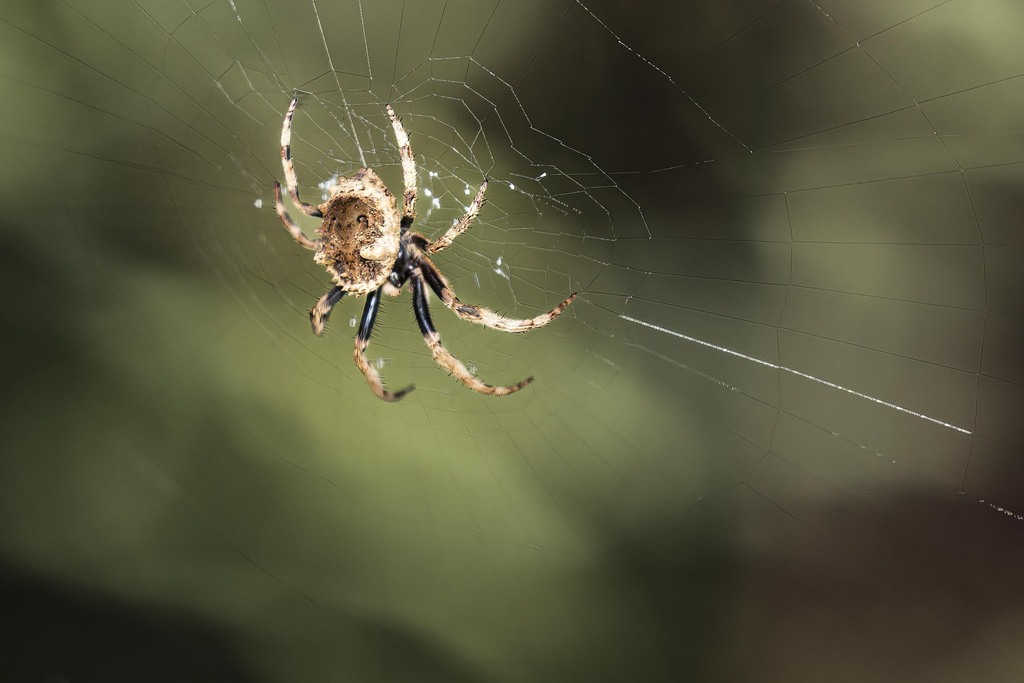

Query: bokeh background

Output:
[2, 0, 1023, 680]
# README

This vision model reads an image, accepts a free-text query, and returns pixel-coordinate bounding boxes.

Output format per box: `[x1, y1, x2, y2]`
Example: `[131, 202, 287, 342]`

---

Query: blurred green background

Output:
[2, 0, 1023, 681]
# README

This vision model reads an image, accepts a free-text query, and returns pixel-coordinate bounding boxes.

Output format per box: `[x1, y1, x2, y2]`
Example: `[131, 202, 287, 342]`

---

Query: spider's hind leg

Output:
[310, 286, 346, 336]
[418, 255, 577, 333]
[411, 272, 532, 397]
[352, 287, 415, 402]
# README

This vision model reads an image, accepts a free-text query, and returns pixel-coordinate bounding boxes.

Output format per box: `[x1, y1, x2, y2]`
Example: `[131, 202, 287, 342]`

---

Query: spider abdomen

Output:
[314, 168, 401, 296]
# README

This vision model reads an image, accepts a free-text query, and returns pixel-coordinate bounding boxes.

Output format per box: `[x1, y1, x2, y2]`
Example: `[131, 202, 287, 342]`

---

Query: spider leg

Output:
[309, 286, 346, 336]
[280, 97, 323, 218]
[427, 180, 488, 254]
[417, 255, 577, 333]
[352, 287, 415, 402]
[386, 104, 417, 226]
[274, 182, 320, 250]
[411, 272, 532, 397]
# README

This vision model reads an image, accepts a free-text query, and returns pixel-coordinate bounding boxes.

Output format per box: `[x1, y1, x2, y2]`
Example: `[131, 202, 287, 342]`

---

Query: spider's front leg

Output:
[410, 271, 533, 397]
[280, 97, 323, 218]
[274, 182, 320, 250]
[352, 287, 415, 402]
[427, 179, 488, 254]
[386, 104, 417, 226]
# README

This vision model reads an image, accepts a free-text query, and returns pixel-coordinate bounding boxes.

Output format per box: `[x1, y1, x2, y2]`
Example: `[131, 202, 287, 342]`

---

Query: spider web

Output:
[2, 0, 1024, 680]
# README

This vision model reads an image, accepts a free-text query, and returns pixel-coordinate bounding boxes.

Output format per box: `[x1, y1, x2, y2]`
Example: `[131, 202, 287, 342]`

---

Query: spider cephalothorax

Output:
[273, 98, 576, 401]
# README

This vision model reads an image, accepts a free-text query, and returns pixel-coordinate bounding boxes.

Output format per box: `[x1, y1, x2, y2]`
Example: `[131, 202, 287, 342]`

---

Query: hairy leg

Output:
[280, 97, 323, 217]
[427, 180, 487, 254]
[386, 104, 417, 225]
[411, 273, 532, 397]
[274, 182, 320, 250]
[352, 288, 414, 402]
[418, 255, 577, 332]
[309, 286, 346, 336]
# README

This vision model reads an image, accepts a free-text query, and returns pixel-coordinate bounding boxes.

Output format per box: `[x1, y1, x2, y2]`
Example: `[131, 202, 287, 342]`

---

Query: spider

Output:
[272, 98, 577, 402]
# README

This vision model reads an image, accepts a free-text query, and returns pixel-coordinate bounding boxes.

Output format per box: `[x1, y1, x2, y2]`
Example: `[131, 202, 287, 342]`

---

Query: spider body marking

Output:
[314, 168, 400, 295]
[273, 98, 576, 401]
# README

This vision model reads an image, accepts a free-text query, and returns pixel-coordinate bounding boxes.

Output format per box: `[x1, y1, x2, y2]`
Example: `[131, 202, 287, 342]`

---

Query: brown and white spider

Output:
[273, 98, 576, 402]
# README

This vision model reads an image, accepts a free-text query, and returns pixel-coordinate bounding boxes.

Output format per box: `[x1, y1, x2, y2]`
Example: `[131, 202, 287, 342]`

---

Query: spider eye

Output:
[356, 214, 368, 224]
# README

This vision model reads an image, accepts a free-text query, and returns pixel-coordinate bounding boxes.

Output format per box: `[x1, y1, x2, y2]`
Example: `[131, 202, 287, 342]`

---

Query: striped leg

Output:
[280, 97, 323, 217]
[386, 104, 417, 225]
[352, 288, 414, 402]
[309, 286, 346, 336]
[274, 182, 320, 250]
[427, 179, 487, 254]
[418, 256, 577, 333]
[411, 272, 532, 397]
